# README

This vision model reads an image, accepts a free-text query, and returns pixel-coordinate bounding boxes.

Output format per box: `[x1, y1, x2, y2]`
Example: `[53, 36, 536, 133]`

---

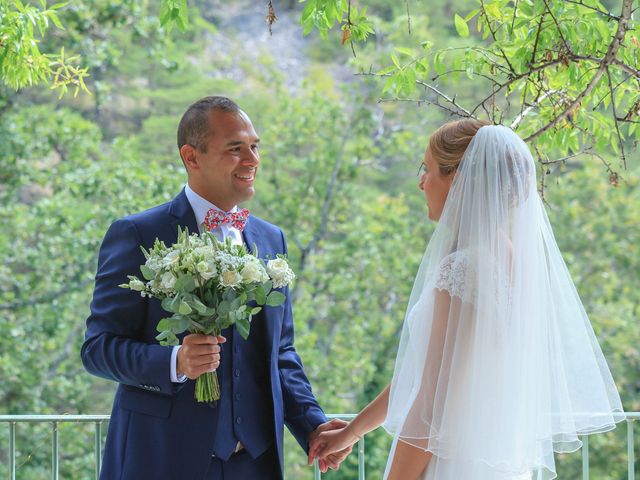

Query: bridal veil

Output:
[383, 125, 623, 479]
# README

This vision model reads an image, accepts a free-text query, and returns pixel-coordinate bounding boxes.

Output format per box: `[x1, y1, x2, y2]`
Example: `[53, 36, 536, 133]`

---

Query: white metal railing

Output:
[1, 413, 637, 479]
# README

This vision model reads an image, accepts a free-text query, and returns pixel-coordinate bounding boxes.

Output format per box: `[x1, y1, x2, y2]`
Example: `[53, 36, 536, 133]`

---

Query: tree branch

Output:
[479, 0, 517, 74]
[564, 0, 621, 21]
[524, 0, 634, 142]
[541, 0, 573, 54]
[606, 67, 627, 167]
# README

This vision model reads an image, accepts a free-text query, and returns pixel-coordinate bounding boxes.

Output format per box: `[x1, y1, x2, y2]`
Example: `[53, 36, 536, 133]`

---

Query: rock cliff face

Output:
[199, 0, 311, 91]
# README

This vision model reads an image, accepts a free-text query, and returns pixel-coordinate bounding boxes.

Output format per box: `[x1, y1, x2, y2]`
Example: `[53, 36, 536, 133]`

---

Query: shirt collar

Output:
[184, 184, 237, 230]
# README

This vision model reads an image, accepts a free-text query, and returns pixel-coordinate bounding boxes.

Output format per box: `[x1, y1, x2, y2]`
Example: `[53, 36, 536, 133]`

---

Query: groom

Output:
[81, 96, 350, 479]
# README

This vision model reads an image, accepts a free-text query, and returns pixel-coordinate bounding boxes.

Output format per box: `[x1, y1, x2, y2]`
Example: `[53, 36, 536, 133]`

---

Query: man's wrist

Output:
[170, 345, 187, 383]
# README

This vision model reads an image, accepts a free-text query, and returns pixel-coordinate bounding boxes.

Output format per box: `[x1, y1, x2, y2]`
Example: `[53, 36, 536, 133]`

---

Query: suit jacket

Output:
[81, 189, 327, 479]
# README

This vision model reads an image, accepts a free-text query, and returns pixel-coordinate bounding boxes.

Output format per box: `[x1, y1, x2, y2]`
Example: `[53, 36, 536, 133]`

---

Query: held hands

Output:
[307, 419, 357, 473]
[176, 334, 226, 379]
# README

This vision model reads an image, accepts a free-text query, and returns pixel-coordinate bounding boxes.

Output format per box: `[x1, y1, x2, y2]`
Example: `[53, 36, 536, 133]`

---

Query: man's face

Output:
[187, 109, 260, 211]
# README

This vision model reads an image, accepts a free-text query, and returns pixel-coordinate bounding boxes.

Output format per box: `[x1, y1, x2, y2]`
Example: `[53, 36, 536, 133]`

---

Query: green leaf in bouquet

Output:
[157, 318, 171, 332]
[191, 297, 214, 315]
[266, 291, 286, 307]
[169, 315, 190, 333]
[119, 283, 130, 289]
[174, 274, 196, 293]
[204, 289, 217, 306]
[237, 305, 247, 314]
[190, 319, 206, 332]
[255, 285, 266, 305]
[235, 317, 251, 339]
[140, 245, 151, 260]
[250, 307, 262, 315]
[262, 280, 273, 293]
[178, 301, 192, 315]
[156, 330, 170, 341]
[229, 296, 243, 311]
[217, 300, 231, 316]
[223, 288, 237, 302]
[156, 331, 179, 346]
[162, 296, 179, 313]
[140, 265, 156, 281]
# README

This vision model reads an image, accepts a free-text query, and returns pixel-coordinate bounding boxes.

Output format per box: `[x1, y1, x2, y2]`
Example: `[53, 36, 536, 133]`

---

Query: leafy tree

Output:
[299, 0, 639, 177]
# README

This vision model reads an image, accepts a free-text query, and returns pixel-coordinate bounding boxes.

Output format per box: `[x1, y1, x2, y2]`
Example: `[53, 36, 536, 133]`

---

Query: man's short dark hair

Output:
[177, 96, 240, 152]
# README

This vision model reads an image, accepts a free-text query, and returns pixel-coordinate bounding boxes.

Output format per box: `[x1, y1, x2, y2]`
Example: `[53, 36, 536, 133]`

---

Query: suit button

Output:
[234, 346, 239, 354]
[234, 393, 241, 401]
[234, 369, 240, 377]
[236, 416, 242, 425]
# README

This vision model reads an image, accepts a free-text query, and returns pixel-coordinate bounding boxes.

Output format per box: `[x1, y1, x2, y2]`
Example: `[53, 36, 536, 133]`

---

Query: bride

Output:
[308, 120, 623, 479]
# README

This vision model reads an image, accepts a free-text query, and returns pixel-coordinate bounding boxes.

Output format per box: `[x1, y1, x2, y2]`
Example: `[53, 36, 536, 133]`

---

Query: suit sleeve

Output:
[81, 219, 175, 394]
[277, 229, 328, 451]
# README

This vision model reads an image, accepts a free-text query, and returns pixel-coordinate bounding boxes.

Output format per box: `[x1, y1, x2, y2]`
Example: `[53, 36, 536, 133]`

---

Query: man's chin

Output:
[236, 189, 255, 204]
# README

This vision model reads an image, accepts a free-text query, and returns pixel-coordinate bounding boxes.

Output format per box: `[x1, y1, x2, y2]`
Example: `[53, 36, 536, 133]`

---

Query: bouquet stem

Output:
[195, 371, 220, 402]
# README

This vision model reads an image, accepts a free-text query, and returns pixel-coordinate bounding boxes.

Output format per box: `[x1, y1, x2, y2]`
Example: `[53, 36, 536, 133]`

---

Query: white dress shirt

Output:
[170, 184, 244, 383]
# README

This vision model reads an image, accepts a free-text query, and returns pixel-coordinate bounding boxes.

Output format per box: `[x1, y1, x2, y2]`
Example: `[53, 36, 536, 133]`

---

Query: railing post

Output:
[358, 436, 365, 480]
[581, 435, 589, 480]
[95, 421, 102, 480]
[628, 419, 635, 480]
[313, 460, 321, 480]
[9, 421, 16, 480]
[52, 421, 59, 480]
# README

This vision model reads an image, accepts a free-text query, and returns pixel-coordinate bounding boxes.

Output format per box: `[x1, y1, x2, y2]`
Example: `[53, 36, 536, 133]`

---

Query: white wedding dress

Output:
[383, 126, 623, 480]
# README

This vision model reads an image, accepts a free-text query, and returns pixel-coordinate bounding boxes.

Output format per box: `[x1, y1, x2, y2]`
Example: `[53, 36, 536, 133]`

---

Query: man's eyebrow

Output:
[225, 138, 260, 147]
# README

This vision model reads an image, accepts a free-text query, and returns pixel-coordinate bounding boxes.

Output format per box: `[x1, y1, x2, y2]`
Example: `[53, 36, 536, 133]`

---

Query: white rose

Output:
[220, 269, 242, 289]
[194, 245, 215, 259]
[241, 259, 268, 284]
[145, 257, 161, 272]
[162, 250, 180, 268]
[129, 278, 145, 291]
[266, 258, 295, 289]
[161, 272, 177, 290]
[197, 260, 218, 280]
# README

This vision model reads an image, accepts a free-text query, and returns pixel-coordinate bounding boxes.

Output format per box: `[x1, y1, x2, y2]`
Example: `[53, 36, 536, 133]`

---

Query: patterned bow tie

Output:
[204, 208, 250, 232]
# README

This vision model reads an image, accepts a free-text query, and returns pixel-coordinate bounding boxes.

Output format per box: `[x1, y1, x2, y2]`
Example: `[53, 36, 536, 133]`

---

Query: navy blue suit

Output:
[81, 189, 327, 479]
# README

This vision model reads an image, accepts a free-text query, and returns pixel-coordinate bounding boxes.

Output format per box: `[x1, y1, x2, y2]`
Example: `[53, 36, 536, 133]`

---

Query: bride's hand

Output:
[308, 424, 360, 463]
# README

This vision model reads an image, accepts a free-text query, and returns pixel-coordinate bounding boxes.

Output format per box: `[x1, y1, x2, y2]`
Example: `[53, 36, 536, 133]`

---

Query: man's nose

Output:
[243, 148, 260, 165]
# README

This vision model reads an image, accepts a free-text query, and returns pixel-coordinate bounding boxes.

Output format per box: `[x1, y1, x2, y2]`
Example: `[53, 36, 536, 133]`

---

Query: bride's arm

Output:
[386, 288, 455, 479]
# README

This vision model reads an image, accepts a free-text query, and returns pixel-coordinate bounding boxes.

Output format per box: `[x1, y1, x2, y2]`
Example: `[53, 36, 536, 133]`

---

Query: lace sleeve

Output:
[434, 252, 477, 303]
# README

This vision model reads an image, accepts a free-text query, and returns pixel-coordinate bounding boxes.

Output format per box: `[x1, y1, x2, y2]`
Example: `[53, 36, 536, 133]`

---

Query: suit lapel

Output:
[241, 216, 259, 256]
[169, 188, 199, 237]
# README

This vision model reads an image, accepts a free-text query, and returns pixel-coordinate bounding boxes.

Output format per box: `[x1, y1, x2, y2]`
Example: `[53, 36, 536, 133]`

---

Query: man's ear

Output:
[180, 144, 198, 171]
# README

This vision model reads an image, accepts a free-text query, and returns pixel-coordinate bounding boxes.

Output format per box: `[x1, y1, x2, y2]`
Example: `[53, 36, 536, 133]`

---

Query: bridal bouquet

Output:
[120, 227, 295, 402]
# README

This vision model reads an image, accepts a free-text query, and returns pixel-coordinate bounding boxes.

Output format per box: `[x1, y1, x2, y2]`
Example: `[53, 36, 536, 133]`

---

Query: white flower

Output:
[161, 272, 177, 290]
[144, 257, 161, 272]
[197, 260, 218, 280]
[129, 278, 145, 291]
[241, 258, 269, 284]
[215, 251, 242, 271]
[266, 258, 295, 289]
[162, 250, 180, 268]
[220, 269, 242, 289]
[194, 245, 216, 260]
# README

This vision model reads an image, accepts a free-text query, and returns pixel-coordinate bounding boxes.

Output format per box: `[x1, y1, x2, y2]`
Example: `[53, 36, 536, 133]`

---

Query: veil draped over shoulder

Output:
[383, 125, 623, 479]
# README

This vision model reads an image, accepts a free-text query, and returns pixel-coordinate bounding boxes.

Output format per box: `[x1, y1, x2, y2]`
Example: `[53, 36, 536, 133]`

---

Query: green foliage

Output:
[1, 1, 639, 479]
[300, 0, 374, 45]
[306, 0, 639, 171]
[0, 0, 89, 95]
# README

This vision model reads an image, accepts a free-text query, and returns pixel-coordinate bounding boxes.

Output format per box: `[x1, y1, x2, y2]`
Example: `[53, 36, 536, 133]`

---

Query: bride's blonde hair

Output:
[429, 119, 491, 175]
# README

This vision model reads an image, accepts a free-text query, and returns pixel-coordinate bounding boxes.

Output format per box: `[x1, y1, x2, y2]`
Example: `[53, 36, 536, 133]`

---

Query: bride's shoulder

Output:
[434, 250, 477, 302]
